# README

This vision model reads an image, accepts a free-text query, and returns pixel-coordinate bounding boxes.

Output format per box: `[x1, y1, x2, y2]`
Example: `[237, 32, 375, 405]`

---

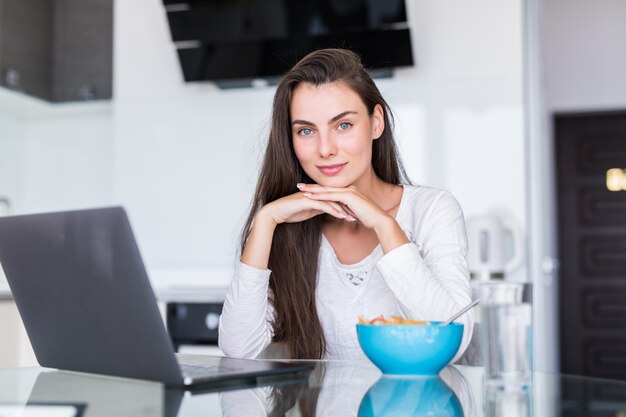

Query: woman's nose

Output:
[318, 132, 337, 158]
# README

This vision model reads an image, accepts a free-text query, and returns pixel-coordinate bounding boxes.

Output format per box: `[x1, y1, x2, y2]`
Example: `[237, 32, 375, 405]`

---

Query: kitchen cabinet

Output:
[0, 0, 113, 103]
[0, 298, 37, 368]
[0, 291, 222, 369]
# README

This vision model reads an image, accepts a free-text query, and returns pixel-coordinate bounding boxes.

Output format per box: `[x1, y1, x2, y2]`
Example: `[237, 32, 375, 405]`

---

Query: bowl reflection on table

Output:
[358, 375, 463, 417]
[356, 322, 464, 376]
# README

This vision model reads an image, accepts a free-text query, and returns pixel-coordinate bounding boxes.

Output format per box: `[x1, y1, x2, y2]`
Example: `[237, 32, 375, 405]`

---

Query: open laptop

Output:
[0, 207, 314, 388]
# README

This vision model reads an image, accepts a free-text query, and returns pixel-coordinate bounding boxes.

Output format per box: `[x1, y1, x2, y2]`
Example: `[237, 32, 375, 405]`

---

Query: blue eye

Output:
[299, 128, 313, 136]
[338, 122, 351, 130]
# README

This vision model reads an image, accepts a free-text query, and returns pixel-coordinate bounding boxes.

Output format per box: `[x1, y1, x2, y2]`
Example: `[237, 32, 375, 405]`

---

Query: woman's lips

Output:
[317, 162, 347, 176]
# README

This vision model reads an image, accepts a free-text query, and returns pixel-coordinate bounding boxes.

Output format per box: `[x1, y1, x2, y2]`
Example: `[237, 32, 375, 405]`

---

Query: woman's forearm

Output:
[240, 208, 277, 270]
[373, 216, 410, 255]
[218, 263, 274, 358]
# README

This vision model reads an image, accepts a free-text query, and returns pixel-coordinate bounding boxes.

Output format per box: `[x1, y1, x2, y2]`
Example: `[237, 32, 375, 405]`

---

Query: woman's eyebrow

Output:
[329, 111, 357, 124]
[292, 118, 314, 126]
[291, 111, 357, 127]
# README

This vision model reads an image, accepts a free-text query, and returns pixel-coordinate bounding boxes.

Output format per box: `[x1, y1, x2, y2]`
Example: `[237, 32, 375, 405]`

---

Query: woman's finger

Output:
[341, 204, 358, 221]
[305, 199, 348, 220]
[327, 201, 349, 218]
[297, 183, 352, 194]
[304, 191, 361, 211]
[303, 191, 351, 206]
[320, 201, 349, 220]
[306, 193, 361, 222]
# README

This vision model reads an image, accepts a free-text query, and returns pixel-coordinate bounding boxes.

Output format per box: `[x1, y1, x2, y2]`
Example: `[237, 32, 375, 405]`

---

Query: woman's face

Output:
[290, 81, 384, 188]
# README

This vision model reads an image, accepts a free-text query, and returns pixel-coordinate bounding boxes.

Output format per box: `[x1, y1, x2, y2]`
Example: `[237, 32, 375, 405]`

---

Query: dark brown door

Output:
[556, 110, 626, 380]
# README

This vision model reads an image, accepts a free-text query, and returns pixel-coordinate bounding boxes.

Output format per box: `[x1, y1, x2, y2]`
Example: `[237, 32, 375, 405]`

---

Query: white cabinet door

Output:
[0, 300, 37, 368]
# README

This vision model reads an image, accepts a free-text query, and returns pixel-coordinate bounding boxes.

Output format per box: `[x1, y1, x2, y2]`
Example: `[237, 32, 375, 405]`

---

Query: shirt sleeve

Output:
[218, 261, 275, 358]
[375, 190, 475, 363]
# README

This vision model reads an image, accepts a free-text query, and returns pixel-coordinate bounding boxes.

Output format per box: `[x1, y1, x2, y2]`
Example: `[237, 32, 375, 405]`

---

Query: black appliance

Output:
[162, 0, 414, 88]
[166, 302, 223, 351]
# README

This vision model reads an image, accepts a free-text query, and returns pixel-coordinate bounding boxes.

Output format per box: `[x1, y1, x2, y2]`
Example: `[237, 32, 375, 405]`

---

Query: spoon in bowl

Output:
[440, 298, 480, 326]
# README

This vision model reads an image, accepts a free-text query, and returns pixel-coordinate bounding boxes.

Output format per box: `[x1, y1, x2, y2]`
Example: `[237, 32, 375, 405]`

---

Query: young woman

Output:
[218, 48, 474, 361]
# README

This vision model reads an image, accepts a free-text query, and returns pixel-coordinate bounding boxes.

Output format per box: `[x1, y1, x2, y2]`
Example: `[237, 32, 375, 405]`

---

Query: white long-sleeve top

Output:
[219, 185, 474, 363]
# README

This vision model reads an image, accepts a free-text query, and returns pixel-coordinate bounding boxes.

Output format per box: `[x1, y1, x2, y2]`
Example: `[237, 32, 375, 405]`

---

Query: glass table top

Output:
[0, 362, 625, 417]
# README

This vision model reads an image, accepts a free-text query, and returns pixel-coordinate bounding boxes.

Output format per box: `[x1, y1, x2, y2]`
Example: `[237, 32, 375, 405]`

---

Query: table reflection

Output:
[3, 364, 626, 417]
[219, 363, 476, 417]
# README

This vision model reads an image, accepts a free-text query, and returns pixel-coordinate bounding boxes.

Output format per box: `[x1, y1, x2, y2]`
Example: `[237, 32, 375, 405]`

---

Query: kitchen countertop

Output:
[0, 267, 231, 303]
[148, 267, 230, 303]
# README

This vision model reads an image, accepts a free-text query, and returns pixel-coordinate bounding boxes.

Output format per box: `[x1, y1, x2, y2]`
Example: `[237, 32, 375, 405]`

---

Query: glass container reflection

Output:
[483, 386, 532, 417]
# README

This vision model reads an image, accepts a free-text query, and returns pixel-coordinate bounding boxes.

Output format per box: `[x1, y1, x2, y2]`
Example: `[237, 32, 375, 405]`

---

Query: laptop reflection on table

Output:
[23, 368, 311, 417]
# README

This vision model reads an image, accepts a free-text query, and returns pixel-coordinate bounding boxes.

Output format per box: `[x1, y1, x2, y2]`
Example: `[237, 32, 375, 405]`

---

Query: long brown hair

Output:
[241, 48, 410, 359]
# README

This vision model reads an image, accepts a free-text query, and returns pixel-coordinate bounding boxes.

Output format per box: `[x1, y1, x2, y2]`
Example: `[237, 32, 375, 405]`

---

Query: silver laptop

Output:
[0, 207, 313, 388]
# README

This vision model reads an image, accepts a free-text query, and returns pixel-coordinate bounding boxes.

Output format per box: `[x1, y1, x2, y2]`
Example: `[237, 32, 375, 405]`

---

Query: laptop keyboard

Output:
[179, 363, 221, 378]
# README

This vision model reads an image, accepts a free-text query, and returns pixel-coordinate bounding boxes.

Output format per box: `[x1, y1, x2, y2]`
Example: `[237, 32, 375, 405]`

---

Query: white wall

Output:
[0, 0, 527, 286]
[112, 0, 526, 283]
[113, 92, 270, 274]
[20, 111, 114, 212]
[544, 0, 626, 112]
[0, 91, 114, 216]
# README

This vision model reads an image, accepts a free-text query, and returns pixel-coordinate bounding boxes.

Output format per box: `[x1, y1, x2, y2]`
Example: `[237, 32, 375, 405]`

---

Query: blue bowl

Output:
[358, 375, 463, 417]
[356, 322, 463, 376]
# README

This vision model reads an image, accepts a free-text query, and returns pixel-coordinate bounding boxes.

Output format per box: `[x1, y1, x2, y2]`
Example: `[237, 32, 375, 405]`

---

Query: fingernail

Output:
[303, 192, 312, 197]
[339, 213, 347, 219]
[348, 215, 357, 222]
[296, 183, 305, 189]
